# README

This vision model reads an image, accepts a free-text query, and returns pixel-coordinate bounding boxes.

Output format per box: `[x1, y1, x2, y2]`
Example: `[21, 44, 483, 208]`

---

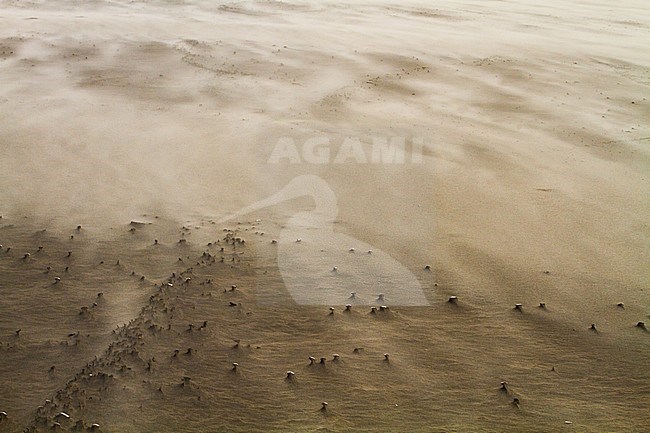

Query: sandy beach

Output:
[0, 0, 648, 431]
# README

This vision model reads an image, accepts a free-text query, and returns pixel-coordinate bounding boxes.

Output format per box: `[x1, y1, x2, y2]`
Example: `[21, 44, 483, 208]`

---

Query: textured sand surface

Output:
[0, 0, 648, 432]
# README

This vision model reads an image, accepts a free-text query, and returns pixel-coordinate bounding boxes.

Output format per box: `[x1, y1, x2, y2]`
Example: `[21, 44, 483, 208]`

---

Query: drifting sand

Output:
[0, 0, 649, 432]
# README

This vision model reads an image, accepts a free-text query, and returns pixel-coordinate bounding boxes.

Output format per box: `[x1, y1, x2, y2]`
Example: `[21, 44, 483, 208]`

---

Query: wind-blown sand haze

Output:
[0, 0, 649, 432]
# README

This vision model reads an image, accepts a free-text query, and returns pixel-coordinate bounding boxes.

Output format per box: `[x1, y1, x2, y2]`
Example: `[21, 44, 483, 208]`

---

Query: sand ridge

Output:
[0, 216, 648, 432]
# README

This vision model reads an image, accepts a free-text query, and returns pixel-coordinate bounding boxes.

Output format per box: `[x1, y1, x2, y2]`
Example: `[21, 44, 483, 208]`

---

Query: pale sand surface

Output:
[0, 0, 649, 432]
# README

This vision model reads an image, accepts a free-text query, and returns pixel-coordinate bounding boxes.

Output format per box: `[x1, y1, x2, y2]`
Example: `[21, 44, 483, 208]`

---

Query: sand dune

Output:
[0, 0, 648, 432]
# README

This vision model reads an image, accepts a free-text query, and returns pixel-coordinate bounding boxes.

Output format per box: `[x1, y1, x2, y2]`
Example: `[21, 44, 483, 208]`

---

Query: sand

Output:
[0, 0, 649, 432]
